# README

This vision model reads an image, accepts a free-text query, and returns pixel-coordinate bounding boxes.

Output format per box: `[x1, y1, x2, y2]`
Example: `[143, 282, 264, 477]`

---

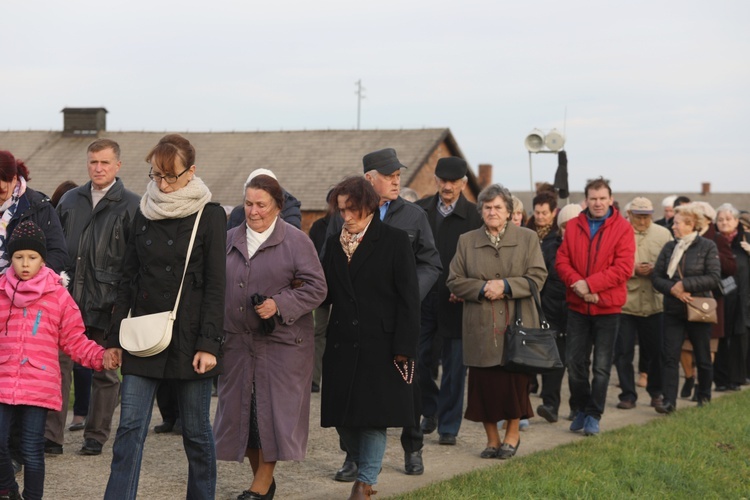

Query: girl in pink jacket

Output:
[0, 221, 116, 500]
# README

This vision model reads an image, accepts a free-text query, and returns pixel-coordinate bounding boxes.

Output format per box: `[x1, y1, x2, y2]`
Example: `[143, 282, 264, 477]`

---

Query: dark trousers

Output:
[615, 313, 663, 402]
[312, 305, 330, 386]
[156, 380, 180, 424]
[714, 334, 749, 387]
[566, 311, 619, 420]
[540, 330, 568, 414]
[72, 363, 93, 417]
[662, 314, 712, 406]
[417, 293, 440, 419]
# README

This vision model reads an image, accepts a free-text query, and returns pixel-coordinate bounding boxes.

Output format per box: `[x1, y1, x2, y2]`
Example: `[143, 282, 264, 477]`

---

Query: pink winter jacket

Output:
[0, 266, 104, 411]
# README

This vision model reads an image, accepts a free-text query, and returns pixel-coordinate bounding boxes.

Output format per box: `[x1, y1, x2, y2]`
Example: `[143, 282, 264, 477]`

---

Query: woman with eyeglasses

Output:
[103, 134, 227, 500]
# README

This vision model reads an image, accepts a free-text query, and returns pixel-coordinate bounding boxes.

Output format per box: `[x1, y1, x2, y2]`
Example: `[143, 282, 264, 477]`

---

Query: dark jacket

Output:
[227, 190, 302, 230]
[326, 196, 441, 301]
[723, 226, 750, 335]
[540, 230, 567, 330]
[107, 203, 227, 380]
[556, 207, 635, 315]
[705, 224, 736, 338]
[321, 215, 420, 428]
[416, 193, 482, 338]
[308, 213, 330, 255]
[7, 188, 67, 274]
[652, 235, 721, 317]
[57, 179, 140, 330]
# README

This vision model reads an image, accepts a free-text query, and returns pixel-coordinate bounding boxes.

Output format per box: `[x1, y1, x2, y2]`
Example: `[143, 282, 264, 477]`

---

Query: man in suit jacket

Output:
[415, 157, 482, 446]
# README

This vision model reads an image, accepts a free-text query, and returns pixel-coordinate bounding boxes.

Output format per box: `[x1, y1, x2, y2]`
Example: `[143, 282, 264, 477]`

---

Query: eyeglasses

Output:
[148, 166, 190, 184]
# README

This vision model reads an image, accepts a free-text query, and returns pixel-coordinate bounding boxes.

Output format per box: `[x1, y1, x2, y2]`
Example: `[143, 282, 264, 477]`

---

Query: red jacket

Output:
[556, 207, 635, 315]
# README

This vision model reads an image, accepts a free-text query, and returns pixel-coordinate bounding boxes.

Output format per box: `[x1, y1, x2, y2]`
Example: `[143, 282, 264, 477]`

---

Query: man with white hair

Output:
[227, 168, 302, 230]
[655, 195, 677, 228]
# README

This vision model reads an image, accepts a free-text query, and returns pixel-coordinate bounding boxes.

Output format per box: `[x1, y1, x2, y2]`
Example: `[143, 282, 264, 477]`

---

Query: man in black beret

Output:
[415, 157, 482, 446]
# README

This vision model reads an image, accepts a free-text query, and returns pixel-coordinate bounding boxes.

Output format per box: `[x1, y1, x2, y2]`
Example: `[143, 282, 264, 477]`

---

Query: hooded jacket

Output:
[556, 207, 635, 315]
[0, 266, 104, 411]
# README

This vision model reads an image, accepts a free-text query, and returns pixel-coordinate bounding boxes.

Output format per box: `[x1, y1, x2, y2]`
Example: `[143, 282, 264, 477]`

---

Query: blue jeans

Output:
[615, 313, 663, 402]
[104, 375, 216, 500]
[0, 404, 48, 500]
[337, 427, 387, 485]
[566, 311, 619, 419]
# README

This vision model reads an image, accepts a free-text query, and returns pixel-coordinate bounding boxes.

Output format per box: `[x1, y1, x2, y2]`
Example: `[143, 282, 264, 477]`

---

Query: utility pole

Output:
[355, 79, 365, 130]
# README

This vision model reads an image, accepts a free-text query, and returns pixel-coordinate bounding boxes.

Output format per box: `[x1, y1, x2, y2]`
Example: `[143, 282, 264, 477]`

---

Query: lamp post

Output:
[524, 128, 565, 193]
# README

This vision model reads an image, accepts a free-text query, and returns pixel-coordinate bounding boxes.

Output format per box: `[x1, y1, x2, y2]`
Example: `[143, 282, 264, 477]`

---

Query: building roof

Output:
[0, 128, 462, 211]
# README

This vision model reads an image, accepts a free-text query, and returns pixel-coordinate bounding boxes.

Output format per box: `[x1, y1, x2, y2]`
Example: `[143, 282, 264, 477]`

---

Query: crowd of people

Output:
[0, 139, 748, 500]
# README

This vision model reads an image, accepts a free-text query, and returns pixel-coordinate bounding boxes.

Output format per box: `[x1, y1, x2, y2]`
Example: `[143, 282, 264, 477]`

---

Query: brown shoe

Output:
[650, 395, 664, 407]
[348, 480, 377, 500]
[616, 400, 636, 410]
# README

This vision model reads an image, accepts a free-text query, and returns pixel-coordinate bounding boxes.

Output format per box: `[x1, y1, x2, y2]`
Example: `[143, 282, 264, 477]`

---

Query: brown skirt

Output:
[464, 365, 534, 423]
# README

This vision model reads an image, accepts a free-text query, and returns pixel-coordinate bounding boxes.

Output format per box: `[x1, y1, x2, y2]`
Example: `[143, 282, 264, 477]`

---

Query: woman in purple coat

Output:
[213, 174, 327, 500]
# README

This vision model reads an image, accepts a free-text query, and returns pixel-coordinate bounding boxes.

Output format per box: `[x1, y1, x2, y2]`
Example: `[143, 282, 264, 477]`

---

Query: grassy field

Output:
[394, 390, 750, 499]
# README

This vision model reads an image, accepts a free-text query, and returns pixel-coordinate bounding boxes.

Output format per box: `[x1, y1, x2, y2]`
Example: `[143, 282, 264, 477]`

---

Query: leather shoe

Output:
[348, 480, 377, 500]
[334, 459, 358, 482]
[78, 438, 103, 456]
[404, 450, 424, 475]
[68, 419, 85, 432]
[616, 399, 636, 410]
[655, 402, 675, 414]
[650, 395, 664, 408]
[480, 446, 498, 459]
[438, 433, 456, 445]
[420, 415, 437, 434]
[536, 404, 558, 423]
[154, 420, 175, 433]
[44, 439, 63, 455]
[311, 382, 320, 393]
[496, 438, 520, 459]
[680, 377, 695, 398]
[237, 478, 275, 500]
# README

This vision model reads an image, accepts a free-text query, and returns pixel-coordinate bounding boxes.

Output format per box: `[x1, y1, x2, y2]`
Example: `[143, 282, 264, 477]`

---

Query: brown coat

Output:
[447, 223, 547, 367]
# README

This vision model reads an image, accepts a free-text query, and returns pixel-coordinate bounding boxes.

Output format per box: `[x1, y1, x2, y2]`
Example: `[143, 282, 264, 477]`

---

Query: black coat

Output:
[540, 230, 567, 331]
[724, 226, 750, 334]
[57, 179, 140, 330]
[652, 235, 721, 317]
[107, 203, 227, 380]
[321, 215, 420, 428]
[7, 188, 67, 274]
[416, 193, 482, 338]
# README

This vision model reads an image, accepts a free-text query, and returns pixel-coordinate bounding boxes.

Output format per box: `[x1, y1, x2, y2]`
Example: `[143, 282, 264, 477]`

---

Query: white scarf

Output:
[0, 177, 28, 273]
[139, 176, 212, 221]
[667, 231, 698, 279]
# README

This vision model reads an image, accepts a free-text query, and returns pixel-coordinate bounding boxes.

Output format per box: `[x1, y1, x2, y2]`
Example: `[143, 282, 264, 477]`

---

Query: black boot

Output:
[680, 377, 695, 399]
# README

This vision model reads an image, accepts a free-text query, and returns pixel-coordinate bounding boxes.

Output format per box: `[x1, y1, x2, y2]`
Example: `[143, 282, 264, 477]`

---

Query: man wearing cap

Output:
[614, 197, 672, 411]
[556, 177, 635, 436]
[415, 157, 482, 446]
[47, 139, 140, 456]
[326, 147, 441, 479]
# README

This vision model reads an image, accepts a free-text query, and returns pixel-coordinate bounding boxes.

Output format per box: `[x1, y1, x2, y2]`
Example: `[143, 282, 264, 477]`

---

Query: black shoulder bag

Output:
[502, 277, 563, 374]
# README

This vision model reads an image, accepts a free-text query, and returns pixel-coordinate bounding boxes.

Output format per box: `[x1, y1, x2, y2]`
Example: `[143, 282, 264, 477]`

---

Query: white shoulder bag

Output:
[120, 207, 204, 357]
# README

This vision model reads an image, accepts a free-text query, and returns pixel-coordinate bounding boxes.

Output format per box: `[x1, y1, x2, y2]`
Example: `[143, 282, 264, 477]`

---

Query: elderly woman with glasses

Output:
[104, 134, 227, 500]
[447, 184, 546, 460]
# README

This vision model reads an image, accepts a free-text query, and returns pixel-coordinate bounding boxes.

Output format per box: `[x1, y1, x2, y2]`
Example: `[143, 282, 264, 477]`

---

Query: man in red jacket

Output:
[556, 177, 635, 436]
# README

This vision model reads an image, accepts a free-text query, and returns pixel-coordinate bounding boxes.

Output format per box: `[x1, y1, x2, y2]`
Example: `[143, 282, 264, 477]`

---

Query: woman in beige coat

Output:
[447, 184, 547, 460]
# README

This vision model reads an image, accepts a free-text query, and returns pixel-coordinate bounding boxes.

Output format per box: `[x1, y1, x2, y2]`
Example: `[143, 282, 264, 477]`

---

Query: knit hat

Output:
[8, 220, 47, 260]
[557, 203, 583, 227]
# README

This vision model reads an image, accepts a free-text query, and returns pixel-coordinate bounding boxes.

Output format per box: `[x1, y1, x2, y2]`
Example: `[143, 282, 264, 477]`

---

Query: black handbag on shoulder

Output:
[502, 277, 564, 374]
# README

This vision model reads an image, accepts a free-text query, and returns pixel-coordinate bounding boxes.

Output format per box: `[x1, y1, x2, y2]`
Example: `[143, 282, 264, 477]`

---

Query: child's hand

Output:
[103, 348, 122, 370]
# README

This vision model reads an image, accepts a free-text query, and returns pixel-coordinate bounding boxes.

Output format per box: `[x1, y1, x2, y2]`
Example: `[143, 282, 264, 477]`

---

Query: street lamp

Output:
[524, 128, 565, 193]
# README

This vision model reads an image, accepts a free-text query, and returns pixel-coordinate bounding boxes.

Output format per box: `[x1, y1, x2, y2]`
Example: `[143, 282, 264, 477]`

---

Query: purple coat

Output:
[214, 218, 327, 462]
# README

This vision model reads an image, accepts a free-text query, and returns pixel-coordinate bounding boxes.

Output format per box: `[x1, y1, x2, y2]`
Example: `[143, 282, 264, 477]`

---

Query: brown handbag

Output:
[686, 297, 718, 323]
[676, 262, 718, 324]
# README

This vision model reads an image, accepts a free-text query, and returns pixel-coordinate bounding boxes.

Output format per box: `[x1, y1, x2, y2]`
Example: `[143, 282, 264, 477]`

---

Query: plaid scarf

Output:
[484, 222, 508, 248]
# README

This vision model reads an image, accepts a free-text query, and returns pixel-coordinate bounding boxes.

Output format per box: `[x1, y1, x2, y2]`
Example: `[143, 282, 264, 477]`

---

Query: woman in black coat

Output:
[652, 205, 720, 413]
[321, 176, 420, 499]
[104, 135, 226, 500]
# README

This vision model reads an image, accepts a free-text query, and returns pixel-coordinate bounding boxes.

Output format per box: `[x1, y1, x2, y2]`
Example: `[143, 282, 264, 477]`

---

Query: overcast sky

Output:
[2, 0, 748, 193]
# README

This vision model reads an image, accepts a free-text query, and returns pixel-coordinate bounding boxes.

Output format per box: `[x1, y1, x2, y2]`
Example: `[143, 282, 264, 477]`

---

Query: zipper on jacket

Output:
[584, 225, 606, 314]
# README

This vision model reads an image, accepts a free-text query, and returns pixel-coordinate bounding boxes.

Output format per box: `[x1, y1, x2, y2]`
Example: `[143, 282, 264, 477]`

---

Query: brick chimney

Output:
[61, 107, 108, 136]
[478, 164, 492, 189]
[701, 182, 711, 196]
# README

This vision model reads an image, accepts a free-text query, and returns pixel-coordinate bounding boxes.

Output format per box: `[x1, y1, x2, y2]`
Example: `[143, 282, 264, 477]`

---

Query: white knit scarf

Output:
[139, 176, 212, 221]
[667, 231, 698, 279]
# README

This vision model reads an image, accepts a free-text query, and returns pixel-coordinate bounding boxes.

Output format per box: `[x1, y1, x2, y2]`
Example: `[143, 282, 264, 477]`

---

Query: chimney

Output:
[61, 107, 108, 136]
[478, 164, 492, 189]
[701, 182, 711, 196]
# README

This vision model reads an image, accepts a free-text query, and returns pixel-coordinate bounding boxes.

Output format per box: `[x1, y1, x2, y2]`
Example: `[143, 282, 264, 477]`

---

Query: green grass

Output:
[394, 390, 750, 499]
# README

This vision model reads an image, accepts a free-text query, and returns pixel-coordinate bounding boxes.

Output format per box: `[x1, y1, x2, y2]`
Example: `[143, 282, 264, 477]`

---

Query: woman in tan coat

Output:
[447, 184, 547, 459]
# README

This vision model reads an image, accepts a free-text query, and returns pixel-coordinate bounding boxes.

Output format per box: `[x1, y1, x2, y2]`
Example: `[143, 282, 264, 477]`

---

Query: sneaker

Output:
[569, 412, 586, 432]
[519, 419, 530, 431]
[583, 415, 600, 436]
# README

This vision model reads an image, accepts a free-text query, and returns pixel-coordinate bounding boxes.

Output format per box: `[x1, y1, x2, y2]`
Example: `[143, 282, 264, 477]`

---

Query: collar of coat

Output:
[472, 220, 525, 249]
[228, 215, 289, 261]
[419, 192, 472, 220]
[77, 178, 126, 204]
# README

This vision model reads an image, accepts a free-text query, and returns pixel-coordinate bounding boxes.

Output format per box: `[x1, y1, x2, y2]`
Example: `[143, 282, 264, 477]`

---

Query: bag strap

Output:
[512, 276, 549, 328]
[170, 206, 205, 315]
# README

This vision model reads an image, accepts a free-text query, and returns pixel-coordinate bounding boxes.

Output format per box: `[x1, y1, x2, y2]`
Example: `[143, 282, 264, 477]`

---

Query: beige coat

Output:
[447, 223, 547, 367]
[622, 222, 672, 317]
